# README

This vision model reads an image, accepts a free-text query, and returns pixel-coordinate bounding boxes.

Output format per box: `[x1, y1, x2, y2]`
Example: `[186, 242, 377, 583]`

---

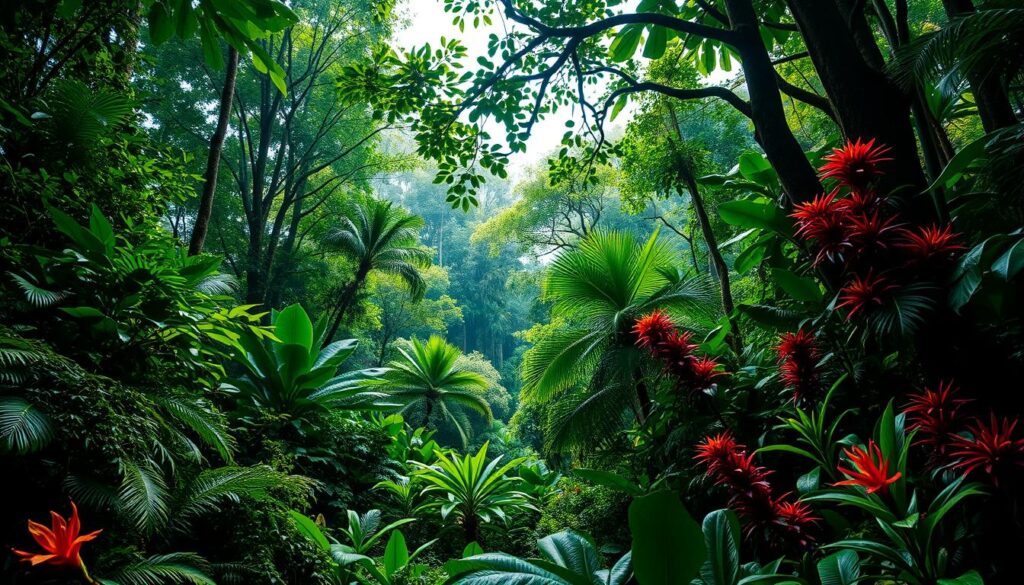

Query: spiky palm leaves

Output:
[520, 229, 715, 455]
[322, 197, 431, 344]
[371, 336, 492, 447]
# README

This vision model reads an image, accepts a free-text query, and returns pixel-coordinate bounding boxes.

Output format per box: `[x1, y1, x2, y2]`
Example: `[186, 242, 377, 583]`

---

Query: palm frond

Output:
[8, 272, 65, 307]
[99, 552, 214, 585]
[0, 396, 55, 454]
[889, 8, 1024, 89]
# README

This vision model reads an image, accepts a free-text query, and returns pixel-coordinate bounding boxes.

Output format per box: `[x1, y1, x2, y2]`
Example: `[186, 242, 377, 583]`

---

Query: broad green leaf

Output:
[610, 24, 643, 62]
[992, 238, 1024, 280]
[274, 304, 314, 351]
[643, 25, 668, 59]
[701, 509, 740, 585]
[817, 550, 859, 585]
[573, 469, 643, 496]
[770, 268, 823, 303]
[718, 200, 791, 234]
[629, 491, 705, 585]
[383, 530, 410, 576]
[937, 570, 983, 585]
[289, 511, 330, 551]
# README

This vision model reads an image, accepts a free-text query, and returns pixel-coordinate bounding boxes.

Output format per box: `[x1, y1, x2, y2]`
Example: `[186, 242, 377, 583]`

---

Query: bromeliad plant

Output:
[227, 304, 392, 423]
[409, 441, 533, 545]
[802, 402, 988, 585]
[290, 511, 436, 585]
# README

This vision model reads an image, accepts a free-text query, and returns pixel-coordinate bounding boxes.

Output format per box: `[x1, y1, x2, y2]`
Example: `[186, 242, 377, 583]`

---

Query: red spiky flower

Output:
[898, 224, 965, 263]
[772, 498, 820, 549]
[696, 433, 817, 550]
[949, 413, 1024, 486]
[836, 270, 896, 320]
[836, 190, 882, 216]
[695, 432, 739, 469]
[633, 309, 675, 350]
[689, 356, 726, 390]
[835, 441, 902, 494]
[776, 330, 821, 402]
[904, 381, 971, 455]
[845, 211, 901, 255]
[791, 191, 840, 240]
[819, 138, 893, 190]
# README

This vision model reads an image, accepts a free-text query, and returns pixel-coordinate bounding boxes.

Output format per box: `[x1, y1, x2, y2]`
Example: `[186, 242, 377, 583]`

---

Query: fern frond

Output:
[153, 397, 236, 464]
[118, 461, 170, 534]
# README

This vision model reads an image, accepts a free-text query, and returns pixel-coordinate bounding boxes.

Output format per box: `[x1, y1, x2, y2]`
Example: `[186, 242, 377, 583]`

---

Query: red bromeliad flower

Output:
[820, 138, 893, 190]
[905, 381, 971, 454]
[772, 498, 820, 549]
[12, 500, 102, 574]
[836, 190, 882, 216]
[791, 191, 840, 240]
[950, 413, 1024, 486]
[695, 433, 817, 550]
[845, 211, 901, 255]
[695, 431, 739, 469]
[835, 441, 902, 494]
[633, 309, 675, 350]
[689, 356, 726, 389]
[898, 224, 965, 262]
[776, 330, 821, 402]
[836, 270, 895, 320]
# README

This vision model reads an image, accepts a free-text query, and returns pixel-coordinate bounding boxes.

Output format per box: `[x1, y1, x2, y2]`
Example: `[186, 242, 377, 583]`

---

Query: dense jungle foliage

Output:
[2, 0, 1023, 583]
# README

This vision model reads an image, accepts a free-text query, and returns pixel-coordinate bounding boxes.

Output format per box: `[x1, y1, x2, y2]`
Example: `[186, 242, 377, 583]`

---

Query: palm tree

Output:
[322, 197, 431, 345]
[373, 336, 493, 447]
[520, 228, 715, 454]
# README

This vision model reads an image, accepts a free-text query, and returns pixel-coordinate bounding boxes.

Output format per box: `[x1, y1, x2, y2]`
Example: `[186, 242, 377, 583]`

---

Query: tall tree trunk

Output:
[940, 0, 1018, 131]
[723, 0, 823, 204]
[189, 47, 239, 256]
[786, 0, 927, 200]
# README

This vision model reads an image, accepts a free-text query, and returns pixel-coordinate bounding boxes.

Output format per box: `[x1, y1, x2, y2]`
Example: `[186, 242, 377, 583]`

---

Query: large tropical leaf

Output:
[0, 396, 55, 454]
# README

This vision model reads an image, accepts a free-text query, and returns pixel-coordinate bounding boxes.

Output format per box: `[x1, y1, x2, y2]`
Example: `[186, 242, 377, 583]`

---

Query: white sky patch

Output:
[392, 1, 737, 182]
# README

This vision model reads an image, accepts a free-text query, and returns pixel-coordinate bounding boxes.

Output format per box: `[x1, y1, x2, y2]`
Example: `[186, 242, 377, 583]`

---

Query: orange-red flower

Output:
[950, 413, 1024, 486]
[819, 138, 893, 190]
[835, 441, 902, 494]
[695, 431, 739, 469]
[12, 500, 102, 568]
[845, 211, 901, 255]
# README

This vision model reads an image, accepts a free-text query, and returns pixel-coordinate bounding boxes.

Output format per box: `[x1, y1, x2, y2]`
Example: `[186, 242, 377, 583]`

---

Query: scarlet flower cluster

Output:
[791, 139, 964, 321]
[695, 431, 818, 550]
[775, 329, 821, 402]
[904, 381, 1024, 485]
[633, 310, 725, 392]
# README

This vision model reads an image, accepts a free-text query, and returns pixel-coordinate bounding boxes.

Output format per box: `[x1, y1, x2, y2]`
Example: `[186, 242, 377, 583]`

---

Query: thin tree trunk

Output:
[323, 268, 368, 347]
[189, 47, 239, 256]
[665, 105, 742, 351]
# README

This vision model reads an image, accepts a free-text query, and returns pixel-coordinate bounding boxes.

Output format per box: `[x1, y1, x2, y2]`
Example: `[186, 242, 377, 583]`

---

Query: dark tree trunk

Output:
[786, 0, 928, 199]
[189, 47, 239, 256]
[940, 0, 1018, 132]
[723, 0, 823, 204]
[323, 267, 369, 347]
